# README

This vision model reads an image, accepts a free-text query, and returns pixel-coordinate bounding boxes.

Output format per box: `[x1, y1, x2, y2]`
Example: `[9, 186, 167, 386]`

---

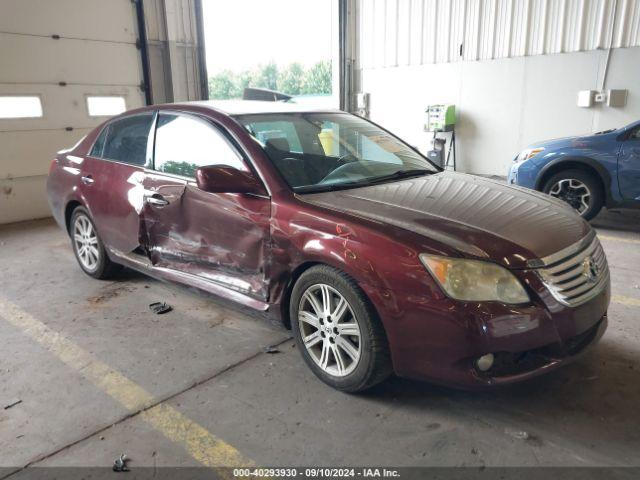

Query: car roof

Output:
[177, 99, 343, 116]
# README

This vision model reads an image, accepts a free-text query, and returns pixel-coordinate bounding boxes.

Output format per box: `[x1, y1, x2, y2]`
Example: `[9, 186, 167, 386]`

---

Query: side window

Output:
[630, 127, 640, 140]
[154, 113, 247, 177]
[101, 114, 154, 166]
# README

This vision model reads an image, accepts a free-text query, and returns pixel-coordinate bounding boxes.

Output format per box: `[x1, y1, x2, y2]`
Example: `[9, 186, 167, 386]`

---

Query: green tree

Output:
[250, 62, 279, 90]
[301, 61, 332, 95]
[208, 71, 238, 99]
[208, 60, 332, 100]
[277, 62, 305, 95]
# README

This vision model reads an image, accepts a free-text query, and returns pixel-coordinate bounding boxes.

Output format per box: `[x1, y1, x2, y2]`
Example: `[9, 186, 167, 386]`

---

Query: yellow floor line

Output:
[598, 234, 640, 245]
[612, 295, 640, 308]
[0, 297, 252, 468]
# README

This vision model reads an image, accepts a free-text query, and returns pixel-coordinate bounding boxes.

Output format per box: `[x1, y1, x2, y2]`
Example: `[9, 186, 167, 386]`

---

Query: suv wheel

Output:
[290, 265, 392, 392]
[543, 169, 604, 220]
[70, 207, 121, 279]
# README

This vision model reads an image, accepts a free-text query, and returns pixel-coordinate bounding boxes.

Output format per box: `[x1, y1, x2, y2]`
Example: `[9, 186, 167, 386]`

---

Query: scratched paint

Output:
[140, 172, 271, 300]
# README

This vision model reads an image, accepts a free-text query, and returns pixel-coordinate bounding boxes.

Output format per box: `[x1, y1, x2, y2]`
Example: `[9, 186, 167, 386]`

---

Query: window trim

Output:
[87, 111, 156, 168]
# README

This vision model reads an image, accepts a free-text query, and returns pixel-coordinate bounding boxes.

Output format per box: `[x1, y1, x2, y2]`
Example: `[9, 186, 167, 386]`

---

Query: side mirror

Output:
[195, 165, 266, 195]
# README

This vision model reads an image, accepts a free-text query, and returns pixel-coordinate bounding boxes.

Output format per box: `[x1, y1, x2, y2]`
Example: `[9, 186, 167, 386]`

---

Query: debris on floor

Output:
[149, 302, 173, 315]
[113, 453, 130, 472]
[505, 429, 529, 440]
[3, 399, 22, 410]
[263, 345, 281, 354]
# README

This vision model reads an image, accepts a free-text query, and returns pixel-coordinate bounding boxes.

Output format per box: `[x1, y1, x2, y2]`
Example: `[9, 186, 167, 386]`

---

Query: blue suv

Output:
[508, 120, 640, 220]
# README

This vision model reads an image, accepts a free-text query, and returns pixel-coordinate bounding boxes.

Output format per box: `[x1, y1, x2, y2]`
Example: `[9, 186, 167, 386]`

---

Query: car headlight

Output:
[515, 147, 545, 163]
[420, 254, 530, 304]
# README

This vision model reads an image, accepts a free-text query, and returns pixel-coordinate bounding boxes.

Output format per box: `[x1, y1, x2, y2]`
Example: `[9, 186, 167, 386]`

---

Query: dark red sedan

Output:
[47, 101, 610, 392]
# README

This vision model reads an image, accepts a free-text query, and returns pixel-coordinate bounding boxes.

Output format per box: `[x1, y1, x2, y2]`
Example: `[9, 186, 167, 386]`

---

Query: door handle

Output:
[81, 175, 94, 185]
[144, 192, 169, 207]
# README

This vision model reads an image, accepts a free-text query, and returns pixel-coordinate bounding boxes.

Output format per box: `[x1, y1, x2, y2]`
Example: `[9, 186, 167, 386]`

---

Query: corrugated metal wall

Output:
[360, 0, 640, 68]
[144, 0, 206, 103]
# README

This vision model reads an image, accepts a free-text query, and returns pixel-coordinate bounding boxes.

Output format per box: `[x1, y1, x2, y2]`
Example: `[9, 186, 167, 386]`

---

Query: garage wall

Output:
[360, 0, 640, 67]
[0, 0, 206, 225]
[0, 0, 145, 225]
[356, 0, 640, 176]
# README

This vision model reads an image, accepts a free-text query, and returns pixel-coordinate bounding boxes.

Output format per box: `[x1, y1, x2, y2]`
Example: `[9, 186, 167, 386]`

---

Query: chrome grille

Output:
[533, 233, 609, 307]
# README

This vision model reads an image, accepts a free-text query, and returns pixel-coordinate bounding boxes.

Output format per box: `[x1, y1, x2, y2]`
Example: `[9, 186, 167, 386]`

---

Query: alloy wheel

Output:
[298, 284, 361, 377]
[73, 214, 100, 271]
[548, 178, 591, 214]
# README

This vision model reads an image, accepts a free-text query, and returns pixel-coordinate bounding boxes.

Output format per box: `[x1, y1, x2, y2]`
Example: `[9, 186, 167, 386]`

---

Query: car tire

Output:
[70, 206, 121, 279]
[290, 265, 392, 392]
[542, 169, 604, 221]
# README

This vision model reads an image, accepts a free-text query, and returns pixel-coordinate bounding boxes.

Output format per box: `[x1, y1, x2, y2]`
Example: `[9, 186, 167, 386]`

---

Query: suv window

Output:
[100, 114, 154, 166]
[154, 113, 247, 177]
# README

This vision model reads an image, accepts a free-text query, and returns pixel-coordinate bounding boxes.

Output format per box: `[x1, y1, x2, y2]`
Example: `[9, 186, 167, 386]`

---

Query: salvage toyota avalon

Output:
[47, 101, 610, 392]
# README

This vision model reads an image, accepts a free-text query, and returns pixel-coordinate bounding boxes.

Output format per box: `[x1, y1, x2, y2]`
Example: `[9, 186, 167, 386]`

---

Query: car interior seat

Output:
[265, 138, 313, 187]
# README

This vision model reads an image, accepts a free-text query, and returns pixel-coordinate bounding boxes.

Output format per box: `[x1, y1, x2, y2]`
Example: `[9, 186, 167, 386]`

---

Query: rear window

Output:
[94, 114, 154, 166]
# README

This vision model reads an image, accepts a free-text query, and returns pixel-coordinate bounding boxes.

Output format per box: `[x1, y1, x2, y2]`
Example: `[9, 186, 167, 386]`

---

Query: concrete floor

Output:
[0, 209, 639, 474]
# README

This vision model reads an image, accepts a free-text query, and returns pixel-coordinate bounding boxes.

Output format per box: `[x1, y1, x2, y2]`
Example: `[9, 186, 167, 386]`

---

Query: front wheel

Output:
[70, 207, 121, 279]
[290, 265, 392, 392]
[543, 169, 604, 220]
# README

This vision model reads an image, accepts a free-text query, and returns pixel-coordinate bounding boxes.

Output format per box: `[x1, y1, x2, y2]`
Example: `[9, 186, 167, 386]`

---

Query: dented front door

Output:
[141, 171, 271, 300]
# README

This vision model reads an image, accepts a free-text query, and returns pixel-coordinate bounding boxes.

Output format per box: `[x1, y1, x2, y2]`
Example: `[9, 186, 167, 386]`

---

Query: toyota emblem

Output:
[582, 256, 599, 282]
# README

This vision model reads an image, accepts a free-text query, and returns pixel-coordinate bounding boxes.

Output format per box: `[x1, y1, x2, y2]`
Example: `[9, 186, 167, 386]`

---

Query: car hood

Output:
[302, 171, 591, 269]
[527, 127, 621, 152]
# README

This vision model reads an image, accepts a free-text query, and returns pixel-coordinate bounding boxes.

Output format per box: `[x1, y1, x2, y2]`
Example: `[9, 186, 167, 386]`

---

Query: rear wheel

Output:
[70, 207, 120, 279]
[290, 265, 392, 392]
[543, 169, 603, 220]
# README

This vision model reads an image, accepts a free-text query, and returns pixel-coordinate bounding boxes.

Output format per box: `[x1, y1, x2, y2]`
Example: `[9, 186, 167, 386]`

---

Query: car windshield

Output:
[235, 112, 437, 193]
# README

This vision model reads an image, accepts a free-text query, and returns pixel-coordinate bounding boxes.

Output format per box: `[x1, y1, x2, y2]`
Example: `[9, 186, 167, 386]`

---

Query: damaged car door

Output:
[141, 111, 271, 300]
[82, 112, 155, 254]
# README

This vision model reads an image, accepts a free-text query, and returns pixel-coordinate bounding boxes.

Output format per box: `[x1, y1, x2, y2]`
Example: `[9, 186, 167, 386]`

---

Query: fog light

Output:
[476, 353, 494, 372]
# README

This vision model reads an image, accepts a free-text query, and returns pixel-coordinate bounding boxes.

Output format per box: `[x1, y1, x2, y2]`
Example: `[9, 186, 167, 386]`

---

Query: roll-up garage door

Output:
[0, 0, 147, 224]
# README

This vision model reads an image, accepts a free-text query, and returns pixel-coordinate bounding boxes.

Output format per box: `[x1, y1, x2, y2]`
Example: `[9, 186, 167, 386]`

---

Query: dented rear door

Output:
[81, 112, 155, 254]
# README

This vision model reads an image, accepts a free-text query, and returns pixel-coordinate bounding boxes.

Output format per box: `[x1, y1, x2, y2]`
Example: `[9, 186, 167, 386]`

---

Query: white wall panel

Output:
[0, 0, 146, 224]
[0, 0, 205, 224]
[360, 0, 640, 67]
[360, 46, 640, 176]
[0, 0, 138, 43]
[0, 34, 143, 86]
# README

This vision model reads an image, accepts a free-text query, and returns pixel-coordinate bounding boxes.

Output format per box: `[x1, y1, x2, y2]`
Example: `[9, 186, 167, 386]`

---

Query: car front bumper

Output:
[363, 272, 610, 389]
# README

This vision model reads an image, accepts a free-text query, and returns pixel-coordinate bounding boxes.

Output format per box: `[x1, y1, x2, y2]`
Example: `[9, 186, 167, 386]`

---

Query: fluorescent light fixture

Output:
[0, 96, 43, 119]
[87, 96, 126, 117]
